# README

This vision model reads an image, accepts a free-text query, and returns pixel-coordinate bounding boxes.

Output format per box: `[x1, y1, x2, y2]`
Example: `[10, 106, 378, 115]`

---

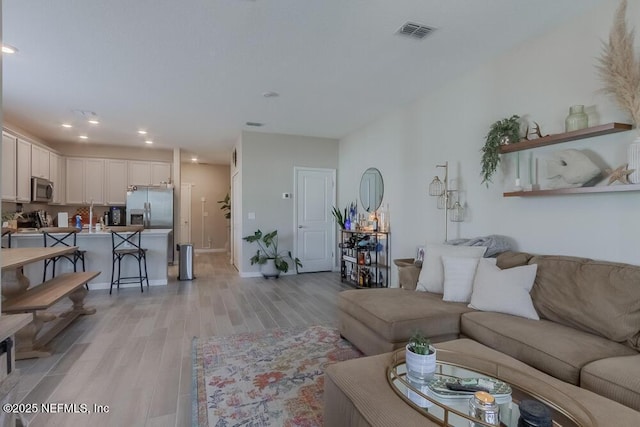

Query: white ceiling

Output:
[2, 0, 603, 164]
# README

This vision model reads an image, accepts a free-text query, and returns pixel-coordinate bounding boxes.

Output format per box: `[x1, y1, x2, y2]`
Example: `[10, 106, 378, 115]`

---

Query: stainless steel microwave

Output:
[31, 177, 54, 203]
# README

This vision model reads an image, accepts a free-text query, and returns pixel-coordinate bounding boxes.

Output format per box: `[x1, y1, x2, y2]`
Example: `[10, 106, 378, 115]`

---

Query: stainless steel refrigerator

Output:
[126, 186, 174, 263]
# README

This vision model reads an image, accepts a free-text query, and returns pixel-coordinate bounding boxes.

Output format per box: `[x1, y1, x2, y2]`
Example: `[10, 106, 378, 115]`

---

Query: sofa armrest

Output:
[393, 258, 420, 290]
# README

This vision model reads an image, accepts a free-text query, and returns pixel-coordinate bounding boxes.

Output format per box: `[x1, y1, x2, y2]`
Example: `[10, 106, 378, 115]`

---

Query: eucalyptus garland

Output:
[481, 115, 521, 186]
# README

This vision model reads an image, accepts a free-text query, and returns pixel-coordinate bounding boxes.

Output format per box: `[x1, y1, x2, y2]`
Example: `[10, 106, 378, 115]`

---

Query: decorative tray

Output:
[426, 376, 512, 403]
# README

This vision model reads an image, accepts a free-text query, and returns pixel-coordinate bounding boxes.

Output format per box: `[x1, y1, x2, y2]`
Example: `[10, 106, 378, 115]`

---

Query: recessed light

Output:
[2, 45, 18, 54]
[138, 130, 147, 135]
[145, 140, 153, 144]
[79, 135, 88, 140]
[88, 119, 100, 125]
[61, 123, 73, 128]
[262, 91, 279, 98]
[191, 157, 198, 162]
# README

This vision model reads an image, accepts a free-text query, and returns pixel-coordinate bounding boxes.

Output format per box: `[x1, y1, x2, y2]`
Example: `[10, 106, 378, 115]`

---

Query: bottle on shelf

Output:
[365, 251, 371, 266]
[372, 211, 378, 231]
[380, 203, 389, 232]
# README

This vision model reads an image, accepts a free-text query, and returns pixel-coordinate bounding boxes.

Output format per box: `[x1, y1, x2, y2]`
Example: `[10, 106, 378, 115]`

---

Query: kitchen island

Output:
[9, 228, 172, 290]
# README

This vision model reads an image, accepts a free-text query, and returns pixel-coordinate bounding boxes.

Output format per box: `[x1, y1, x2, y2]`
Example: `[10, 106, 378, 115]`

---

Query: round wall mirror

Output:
[359, 167, 384, 212]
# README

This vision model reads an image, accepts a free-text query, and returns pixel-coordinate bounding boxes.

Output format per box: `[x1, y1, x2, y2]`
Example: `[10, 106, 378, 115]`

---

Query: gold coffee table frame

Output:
[387, 348, 597, 427]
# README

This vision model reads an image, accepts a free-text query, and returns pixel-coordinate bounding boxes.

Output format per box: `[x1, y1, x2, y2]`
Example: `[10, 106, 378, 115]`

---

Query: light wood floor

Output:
[16, 253, 351, 427]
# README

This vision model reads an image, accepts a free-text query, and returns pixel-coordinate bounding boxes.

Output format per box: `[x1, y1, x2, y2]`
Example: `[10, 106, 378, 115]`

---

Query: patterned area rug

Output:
[192, 325, 362, 426]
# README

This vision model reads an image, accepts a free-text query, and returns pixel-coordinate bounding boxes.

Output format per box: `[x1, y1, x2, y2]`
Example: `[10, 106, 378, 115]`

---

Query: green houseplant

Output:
[331, 206, 347, 229]
[217, 193, 230, 220]
[405, 330, 436, 381]
[243, 229, 303, 278]
[481, 115, 521, 186]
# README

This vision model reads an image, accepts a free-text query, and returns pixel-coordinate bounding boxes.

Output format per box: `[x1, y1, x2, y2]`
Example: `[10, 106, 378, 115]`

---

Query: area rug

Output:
[192, 325, 362, 427]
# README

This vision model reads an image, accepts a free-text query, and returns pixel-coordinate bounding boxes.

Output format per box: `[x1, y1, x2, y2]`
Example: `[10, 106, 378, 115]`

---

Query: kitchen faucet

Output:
[89, 199, 94, 232]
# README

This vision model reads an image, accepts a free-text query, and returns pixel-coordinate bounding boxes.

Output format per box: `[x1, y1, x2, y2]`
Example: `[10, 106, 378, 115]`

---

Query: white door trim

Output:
[180, 183, 193, 244]
[231, 171, 242, 269]
[293, 166, 336, 273]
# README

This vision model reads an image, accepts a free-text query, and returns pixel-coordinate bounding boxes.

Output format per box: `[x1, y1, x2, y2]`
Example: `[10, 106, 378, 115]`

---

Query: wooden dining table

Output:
[1, 246, 97, 359]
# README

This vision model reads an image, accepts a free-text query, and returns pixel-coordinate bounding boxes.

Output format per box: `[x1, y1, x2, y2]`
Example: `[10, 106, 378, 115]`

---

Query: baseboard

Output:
[239, 272, 263, 278]
[239, 270, 298, 278]
[87, 279, 167, 290]
[194, 248, 226, 253]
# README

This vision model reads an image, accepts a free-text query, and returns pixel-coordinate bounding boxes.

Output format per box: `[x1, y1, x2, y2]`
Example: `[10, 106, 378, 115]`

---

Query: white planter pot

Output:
[260, 259, 280, 278]
[405, 344, 436, 381]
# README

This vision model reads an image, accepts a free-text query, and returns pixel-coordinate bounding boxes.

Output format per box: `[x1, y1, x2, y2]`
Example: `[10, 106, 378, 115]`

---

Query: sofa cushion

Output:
[581, 355, 640, 411]
[461, 311, 638, 385]
[468, 259, 539, 320]
[416, 243, 486, 293]
[496, 251, 533, 269]
[441, 256, 480, 303]
[528, 255, 640, 350]
[338, 289, 473, 344]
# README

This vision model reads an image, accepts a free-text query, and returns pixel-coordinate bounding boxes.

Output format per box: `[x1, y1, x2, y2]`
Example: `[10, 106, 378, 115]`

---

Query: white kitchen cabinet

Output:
[2, 132, 17, 201]
[106, 159, 127, 205]
[151, 162, 171, 185]
[31, 144, 50, 179]
[84, 159, 105, 204]
[49, 152, 66, 204]
[128, 161, 152, 186]
[66, 157, 104, 204]
[128, 161, 171, 186]
[16, 138, 32, 202]
[65, 158, 84, 204]
[58, 154, 66, 204]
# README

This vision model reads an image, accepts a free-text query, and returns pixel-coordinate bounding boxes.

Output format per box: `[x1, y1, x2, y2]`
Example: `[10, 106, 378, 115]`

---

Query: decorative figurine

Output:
[605, 164, 635, 185]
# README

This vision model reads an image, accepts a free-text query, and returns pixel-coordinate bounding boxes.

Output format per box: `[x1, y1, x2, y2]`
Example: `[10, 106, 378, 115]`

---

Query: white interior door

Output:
[180, 183, 192, 243]
[294, 167, 335, 273]
[232, 172, 241, 268]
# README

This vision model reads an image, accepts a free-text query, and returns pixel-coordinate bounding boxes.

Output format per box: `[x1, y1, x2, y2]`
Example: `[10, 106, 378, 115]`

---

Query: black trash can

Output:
[177, 243, 195, 280]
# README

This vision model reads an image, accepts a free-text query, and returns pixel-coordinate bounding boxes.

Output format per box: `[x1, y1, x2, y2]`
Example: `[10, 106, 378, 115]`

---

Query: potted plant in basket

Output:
[405, 331, 436, 381]
[243, 229, 303, 278]
[481, 115, 521, 186]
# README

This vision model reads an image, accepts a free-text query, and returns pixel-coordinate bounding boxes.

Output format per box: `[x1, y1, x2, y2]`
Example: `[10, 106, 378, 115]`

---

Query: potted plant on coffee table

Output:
[243, 229, 303, 278]
[405, 331, 436, 381]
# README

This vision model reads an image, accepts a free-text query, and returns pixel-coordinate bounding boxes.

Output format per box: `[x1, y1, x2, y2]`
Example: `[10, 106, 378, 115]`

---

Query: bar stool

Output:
[110, 226, 149, 294]
[41, 227, 88, 288]
[1, 227, 14, 248]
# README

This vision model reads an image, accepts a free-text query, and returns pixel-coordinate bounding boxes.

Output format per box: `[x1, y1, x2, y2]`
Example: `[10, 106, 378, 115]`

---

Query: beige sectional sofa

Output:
[336, 251, 640, 412]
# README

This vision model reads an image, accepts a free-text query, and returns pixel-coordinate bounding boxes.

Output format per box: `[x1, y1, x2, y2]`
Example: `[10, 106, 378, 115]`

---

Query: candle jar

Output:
[565, 105, 588, 132]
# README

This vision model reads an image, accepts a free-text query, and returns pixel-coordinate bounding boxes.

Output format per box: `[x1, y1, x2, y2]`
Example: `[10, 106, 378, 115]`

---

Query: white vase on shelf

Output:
[628, 137, 640, 184]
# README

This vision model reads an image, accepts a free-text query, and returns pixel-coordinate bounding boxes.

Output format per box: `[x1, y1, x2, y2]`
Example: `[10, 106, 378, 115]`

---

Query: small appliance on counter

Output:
[107, 206, 126, 226]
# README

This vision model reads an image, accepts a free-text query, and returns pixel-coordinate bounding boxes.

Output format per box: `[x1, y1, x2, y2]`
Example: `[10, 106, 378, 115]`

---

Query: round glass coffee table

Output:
[387, 348, 597, 427]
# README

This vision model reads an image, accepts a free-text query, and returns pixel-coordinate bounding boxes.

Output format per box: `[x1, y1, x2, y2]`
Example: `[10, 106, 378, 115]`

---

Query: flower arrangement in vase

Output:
[597, 0, 640, 183]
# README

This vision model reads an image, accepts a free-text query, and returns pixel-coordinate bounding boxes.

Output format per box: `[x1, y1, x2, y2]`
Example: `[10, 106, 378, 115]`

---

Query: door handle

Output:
[298, 225, 303, 228]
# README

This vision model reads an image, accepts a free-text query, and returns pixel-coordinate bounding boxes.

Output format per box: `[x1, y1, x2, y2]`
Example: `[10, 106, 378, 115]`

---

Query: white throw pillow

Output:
[468, 259, 539, 320]
[416, 243, 487, 293]
[442, 256, 481, 303]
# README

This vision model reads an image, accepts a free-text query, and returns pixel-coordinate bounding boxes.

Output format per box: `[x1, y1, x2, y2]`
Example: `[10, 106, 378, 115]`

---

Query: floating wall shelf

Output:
[504, 184, 640, 197]
[501, 122, 637, 197]
[498, 122, 632, 154]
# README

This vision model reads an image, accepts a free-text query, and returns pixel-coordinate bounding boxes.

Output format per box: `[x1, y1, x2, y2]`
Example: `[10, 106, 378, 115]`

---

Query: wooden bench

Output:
[2, 271, 99, 359]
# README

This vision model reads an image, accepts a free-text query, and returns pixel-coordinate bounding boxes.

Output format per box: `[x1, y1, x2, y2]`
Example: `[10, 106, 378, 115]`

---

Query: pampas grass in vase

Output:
[596, 0, 640, 183]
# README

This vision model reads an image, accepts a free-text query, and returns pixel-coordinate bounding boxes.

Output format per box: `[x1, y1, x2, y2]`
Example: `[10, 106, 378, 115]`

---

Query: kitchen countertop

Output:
[11, 228, 172, 236]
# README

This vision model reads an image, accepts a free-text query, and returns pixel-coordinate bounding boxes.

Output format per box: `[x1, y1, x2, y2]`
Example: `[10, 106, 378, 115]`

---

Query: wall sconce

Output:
[428, 161, 464, 241]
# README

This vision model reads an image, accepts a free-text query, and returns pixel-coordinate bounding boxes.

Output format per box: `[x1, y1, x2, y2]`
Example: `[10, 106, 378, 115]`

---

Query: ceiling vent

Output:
[245, 122, 264, 127]
[396, 22, 435, 40]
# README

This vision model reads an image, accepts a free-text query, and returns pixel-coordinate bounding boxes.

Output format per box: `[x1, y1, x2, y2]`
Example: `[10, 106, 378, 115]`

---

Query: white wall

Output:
[240, 131, 339, 275]
[339, 0, 640, 287]
[181, 162, 230, 250]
